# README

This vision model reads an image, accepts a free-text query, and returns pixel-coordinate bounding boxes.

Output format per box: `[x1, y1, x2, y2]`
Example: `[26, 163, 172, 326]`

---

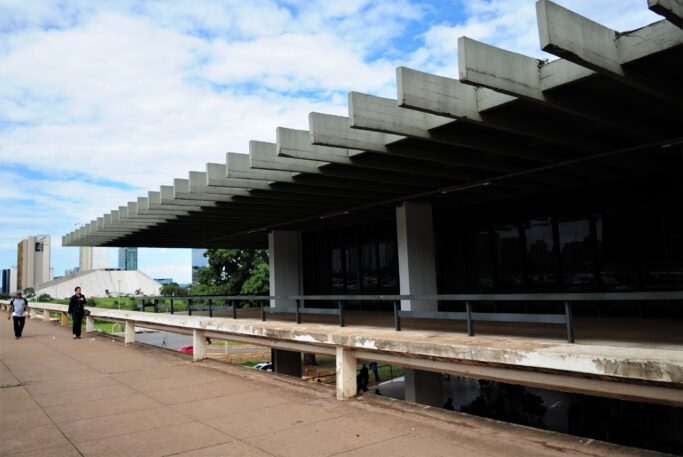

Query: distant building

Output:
[17, 235, 51, 290]
[155, 278, 174, 285]
[35, 269, 161, 298]
[2, 268, 18, 294]
[79, 246, 109, 271]
[65, 267, 80, 276]
[118, 247, 138, 270]
[192, 249, 208, 283]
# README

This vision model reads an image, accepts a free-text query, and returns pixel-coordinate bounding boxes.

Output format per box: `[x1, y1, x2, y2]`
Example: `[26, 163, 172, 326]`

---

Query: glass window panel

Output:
[495, 224, 524, 291]
[361, 240, 379, 293]
[469, 228, 495, 291]
[345, 241, 360, 293]
[598, 210, 639, 290]
[524, 219, 557, 291]
[558, 218, 595, 290]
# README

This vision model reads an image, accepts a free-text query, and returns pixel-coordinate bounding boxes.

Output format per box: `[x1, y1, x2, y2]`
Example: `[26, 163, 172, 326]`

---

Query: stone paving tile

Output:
[43, 392, 163, 424]
[146, 379, 255, 406]
[2, 443, 83, 457]
[32, 382, 138, 408]
[22, 374, 119, 397]
[242, 415, 409, 457]
[77, 421, 233, 457]
[0, 423, 70, 456]
[0, 405, 53, 431]
[169, 390, 291, 420]
[0, 387, 42, 414]
[60, 406, 195, 443]
[112, 370, 224, 393]
[205, 399, 342, 439]
[169, 441, 273, 457]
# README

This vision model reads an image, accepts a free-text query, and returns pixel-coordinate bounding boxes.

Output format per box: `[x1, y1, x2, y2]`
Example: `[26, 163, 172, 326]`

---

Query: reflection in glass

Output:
[525, 219, 557, 291]
[494, 225, 523, 291]
[558, 218, 594, 290]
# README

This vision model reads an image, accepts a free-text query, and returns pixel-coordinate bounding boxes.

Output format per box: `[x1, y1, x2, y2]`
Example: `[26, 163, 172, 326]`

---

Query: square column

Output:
[396, 202, 438, 311]
[193, 329, 207, 361]
[85, 316, 95, 333]
[124, 321, 136, 345]
[404, 368, 444, 407]
[336, 347, 357, 400]
[43, 309, 51, 322]
[268, 230, 302, 307]
[271, 349, 302, 377]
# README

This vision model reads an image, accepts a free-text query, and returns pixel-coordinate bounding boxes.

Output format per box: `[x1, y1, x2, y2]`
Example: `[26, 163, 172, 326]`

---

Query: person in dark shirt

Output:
[68, 286, 87, 339]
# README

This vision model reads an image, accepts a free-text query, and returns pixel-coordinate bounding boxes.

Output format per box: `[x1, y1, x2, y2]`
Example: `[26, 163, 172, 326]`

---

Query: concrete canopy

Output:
[63, 0, 683, 249]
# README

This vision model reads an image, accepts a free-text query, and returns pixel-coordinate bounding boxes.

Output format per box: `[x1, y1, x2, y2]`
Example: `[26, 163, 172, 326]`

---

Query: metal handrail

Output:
[134, 291, 683, 344]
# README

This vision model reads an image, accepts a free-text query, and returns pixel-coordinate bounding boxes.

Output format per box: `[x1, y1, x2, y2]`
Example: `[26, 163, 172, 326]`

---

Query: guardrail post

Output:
[232, 300, 237, 319]
[295, 299, 301, 324]
[261, 300, 266, 321]
[43, 309, 51, 322]
[208, 299, 213, 318]
[188, 299, 193, 316]
[338, 300, 345, 327]
[192, 329, 207, 361]
[60, 312, 69, 327]
[86, 315, 95, 333]
[393, 301, 401, 331]
[564, 301, 575, 343]
[336, 346, 357, 400]
[170, 299, 174, 314]
[466, 301, 474, 337]
[125, 321, 135, 345]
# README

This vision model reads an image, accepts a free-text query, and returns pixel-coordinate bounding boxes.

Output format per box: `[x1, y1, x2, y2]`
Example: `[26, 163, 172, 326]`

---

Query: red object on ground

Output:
[179, 345, 193, 355]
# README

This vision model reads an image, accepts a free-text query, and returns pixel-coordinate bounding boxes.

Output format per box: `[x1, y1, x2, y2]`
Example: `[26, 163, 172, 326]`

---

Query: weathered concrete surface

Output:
[0, 319, 666, 457]
[4, 301, 683, 400]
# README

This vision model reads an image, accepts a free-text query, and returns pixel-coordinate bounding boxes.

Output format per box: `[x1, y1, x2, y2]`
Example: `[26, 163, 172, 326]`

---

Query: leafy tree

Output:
[37, 293, 52, 302]
[160, 282, 189, 297]
[193, 249, 269, 295]
[23, 288, 35, 299]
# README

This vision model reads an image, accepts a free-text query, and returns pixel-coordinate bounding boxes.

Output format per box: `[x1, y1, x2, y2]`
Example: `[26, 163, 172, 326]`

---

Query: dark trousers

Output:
[72, 313, 83, 337]
[13, 316, 26, 337]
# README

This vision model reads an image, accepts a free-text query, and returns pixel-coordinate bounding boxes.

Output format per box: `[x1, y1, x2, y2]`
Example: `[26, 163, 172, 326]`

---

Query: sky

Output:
[0, 0, 661, 284]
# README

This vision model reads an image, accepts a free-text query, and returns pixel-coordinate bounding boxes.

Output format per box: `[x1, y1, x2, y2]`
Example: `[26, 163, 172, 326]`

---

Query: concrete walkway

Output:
[1, 320, 663, 457]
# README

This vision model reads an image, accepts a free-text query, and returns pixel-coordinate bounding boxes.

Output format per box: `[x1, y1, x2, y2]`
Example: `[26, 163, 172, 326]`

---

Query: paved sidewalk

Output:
[0, 320, 662, 457]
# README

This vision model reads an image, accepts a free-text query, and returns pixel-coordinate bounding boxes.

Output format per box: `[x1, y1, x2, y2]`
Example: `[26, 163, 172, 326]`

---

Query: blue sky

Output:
[0, 0, 660, 283]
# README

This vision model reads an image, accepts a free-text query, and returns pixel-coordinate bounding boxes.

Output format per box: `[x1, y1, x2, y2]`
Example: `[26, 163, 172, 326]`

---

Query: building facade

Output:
[1, 268, 18, 294]
[79, 246, 109, 271]
[191, 249, 208, 283]
[17, 235, 51, 290]
[117, 247, 138, 270]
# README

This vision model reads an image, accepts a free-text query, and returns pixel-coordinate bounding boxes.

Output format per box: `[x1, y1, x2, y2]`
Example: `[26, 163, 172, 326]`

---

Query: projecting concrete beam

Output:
[309, 112, 402, 151]
[458, 37, 661, 138]
[350, 92, 556, 162]
[397, 67, 602, 151]
[250, 141, 325, 174]
[206, 163, 273, 190]
[188, 172, 252, 197]
[649, 0, 683, 28]
[537, 0, 682, 105]
[227, 152, 296, 181]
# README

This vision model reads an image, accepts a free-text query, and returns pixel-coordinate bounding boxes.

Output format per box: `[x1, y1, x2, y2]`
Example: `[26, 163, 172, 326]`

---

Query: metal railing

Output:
[137, 291, 683, 343]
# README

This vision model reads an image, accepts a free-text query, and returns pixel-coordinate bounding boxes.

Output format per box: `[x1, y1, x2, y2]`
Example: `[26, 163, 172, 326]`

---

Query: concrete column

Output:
[85, 316, 95, 333]
[124, 321, 135, 345]
[404, 368, 444, 407]
[192, 329, 207, 361]
[336, 347, 357, 400]
[60, 313, 69, 327]
[43, 309, 51, 322]
[268, 230, 302, 307]
[271, 349, 302, 377]
[396, 201, 438, 311]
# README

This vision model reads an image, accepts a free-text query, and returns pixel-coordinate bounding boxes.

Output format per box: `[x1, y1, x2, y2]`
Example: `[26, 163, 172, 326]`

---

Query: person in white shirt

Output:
[7, 290, 30, 339]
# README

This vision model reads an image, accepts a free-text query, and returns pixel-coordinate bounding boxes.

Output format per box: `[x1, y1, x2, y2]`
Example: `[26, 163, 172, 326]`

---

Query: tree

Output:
[37, 293, 52, 302]
[160, 282, 189, 297]
[23, 288, 35, 299]
[193, 249, 269, 295]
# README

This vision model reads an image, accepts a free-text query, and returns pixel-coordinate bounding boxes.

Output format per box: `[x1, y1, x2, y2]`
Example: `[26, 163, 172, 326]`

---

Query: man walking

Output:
[7, 291, 30, 339]
[68, 286, 86, 339]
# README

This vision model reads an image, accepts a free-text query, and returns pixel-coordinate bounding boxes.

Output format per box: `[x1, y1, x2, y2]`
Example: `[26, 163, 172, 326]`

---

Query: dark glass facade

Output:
[301, 172, 682, 316]
[302, 219, 398, 309]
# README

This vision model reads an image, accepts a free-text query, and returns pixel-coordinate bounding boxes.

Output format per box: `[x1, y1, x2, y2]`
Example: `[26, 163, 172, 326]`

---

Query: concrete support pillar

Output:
[124, 321, 135, 345]
[336, 347, 357, 400]
[85, 316, 95, 333]
[43, 309, 51, 322]
[193, 329, 207, 361]
[271, 349, 302, 377]
[396, 201, 438, 311]
[268, 230, 302, 307]
[404, 369, 444, 407]
[60, 313, 69, 327]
